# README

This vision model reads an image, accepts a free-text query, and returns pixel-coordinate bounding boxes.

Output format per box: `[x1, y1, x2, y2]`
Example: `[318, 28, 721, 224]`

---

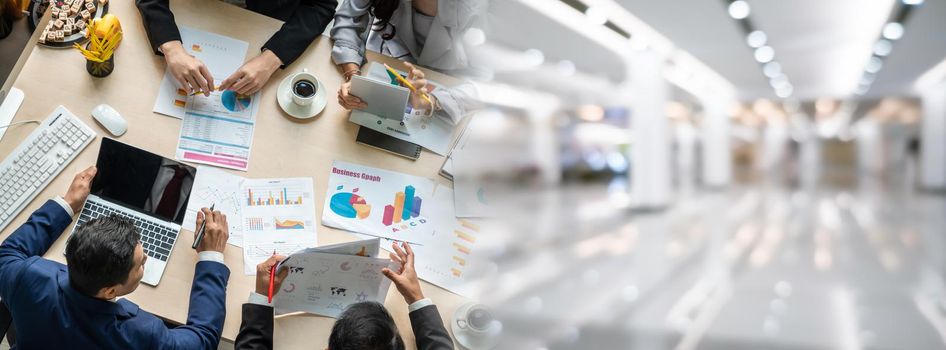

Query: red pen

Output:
[267, 250, 276, 303]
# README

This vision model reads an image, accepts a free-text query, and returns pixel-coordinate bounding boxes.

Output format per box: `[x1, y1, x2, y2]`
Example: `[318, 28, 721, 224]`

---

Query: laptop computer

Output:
[67, 138, 196, 286]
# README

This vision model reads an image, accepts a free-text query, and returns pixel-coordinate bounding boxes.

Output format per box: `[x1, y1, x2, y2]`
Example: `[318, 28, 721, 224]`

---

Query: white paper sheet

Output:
[410, 188, 486, 297]
[175, 85, 260, 171]
[321, 161, 438, 243]
[274, 251, 396, 318]
[183, 166, 246, 247]
[243, 231, 319, 275]
[241, 178, 319, 274]
[153, 26, 249, 119]
[285, 238, 382, 259]
[348, 64, 455, 155]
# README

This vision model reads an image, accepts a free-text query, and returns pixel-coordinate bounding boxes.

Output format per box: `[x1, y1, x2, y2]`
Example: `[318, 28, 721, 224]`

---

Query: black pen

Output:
[191, 204, 215, 250]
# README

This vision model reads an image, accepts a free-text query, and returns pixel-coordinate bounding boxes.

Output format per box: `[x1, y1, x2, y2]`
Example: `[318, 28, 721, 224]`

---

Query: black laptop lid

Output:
[90, 138, 196, 224]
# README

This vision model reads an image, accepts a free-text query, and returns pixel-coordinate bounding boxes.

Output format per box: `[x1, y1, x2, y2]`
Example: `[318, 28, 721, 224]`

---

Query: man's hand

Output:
[63, 166, 96, 214]
[381, 242, 425, 304]
[255, 254, 289, 296]
[403, 62, 433, 111]
[194, 208, 228, 253]
[337, 81, 368, 110]
[219, 50, 282, 96]
[161, 40, 215, 97]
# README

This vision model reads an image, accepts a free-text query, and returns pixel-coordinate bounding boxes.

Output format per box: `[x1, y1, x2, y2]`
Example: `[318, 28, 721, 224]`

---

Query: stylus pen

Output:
[191, 204, 215, 250]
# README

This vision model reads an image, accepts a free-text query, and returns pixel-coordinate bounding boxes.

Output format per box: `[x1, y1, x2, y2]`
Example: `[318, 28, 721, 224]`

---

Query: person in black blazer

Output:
[235, 242, 454, 350]
[134, 0, 337, 96]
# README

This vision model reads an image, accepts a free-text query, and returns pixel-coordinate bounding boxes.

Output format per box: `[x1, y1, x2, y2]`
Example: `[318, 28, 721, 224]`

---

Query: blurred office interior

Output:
[463, 0, 946, 349]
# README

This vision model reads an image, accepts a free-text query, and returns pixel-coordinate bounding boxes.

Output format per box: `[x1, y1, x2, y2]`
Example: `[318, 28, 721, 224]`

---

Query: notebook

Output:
[356, 126, 422, 160]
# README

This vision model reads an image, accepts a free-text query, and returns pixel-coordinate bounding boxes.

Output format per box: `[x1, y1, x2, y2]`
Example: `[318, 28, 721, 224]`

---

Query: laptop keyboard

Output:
[76, 200, 178, 262]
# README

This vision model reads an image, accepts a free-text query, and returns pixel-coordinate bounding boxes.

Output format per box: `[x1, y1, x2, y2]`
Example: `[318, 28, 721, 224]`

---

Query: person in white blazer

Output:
[330, 0, 484, 124]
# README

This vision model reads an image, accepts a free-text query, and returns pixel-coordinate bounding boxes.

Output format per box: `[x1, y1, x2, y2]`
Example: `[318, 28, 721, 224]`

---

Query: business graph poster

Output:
[321, 161, 437, 241]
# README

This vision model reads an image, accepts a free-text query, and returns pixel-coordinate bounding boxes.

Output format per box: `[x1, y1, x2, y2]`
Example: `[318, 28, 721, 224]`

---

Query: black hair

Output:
[65, 215, 140, 297]
[328, 302, 405, 350]
[369, 0, 398, 40]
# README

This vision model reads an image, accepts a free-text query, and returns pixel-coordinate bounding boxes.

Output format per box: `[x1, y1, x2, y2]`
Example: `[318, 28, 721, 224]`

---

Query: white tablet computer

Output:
[350, 75, 411, 121]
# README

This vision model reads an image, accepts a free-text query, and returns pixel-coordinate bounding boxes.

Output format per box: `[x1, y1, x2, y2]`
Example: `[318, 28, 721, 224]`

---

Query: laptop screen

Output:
[90, 138, 196, 224]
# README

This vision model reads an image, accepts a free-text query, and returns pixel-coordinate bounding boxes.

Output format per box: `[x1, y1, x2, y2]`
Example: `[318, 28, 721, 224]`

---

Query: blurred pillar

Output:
[701, 98, 732, 187]
[920, 82, 946, 190]
[629, 51, 671, 208]
[675, 121, 697, 192]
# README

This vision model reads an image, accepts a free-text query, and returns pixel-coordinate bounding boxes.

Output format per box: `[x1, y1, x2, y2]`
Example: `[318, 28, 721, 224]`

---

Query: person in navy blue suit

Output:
[0, 166, 232, 349]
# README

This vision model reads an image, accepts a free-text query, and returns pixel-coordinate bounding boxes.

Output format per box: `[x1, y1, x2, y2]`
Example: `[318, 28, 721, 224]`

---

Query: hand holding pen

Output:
[256, 254, 288, 302]
[192, 205, 229, 253]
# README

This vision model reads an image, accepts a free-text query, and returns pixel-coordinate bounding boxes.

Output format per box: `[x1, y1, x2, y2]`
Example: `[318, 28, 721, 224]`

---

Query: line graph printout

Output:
[183, 166, 245, 246]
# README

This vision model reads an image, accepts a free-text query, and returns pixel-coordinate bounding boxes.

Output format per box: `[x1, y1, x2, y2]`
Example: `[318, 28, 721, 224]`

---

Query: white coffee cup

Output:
[290, 69, 319, 106]
[455, 303, 502, 338]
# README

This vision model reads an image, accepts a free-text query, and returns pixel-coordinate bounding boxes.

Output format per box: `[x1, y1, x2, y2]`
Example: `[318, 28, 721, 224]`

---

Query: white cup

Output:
[455, 304, 501, 337]
[290, 69, 319, 106]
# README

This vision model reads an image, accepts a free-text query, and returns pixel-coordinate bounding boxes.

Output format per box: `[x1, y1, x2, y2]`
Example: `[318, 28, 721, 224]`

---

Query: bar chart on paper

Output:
[382, 185, 423, 226]
[242, 177, 319, 274]
[246, 182, 309, 206]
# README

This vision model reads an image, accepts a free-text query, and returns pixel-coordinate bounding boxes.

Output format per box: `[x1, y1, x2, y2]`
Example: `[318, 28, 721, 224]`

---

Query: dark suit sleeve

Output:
[135, 0, 182, 55]
[0, 200, 72, 301]
[409, 305, 455, 350]
[157, 261, 230, 349]
[234, 304, 274, 350]
[259, 0, 338, 67]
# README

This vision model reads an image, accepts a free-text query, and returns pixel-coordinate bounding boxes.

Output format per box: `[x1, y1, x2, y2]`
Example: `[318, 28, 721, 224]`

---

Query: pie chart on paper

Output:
[330, 191, 372, 219]
[221, 90, 252, 112]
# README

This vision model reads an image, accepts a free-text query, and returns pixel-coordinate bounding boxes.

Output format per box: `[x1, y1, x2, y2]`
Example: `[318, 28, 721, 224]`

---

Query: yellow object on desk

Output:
[383, 63, 434, 108]
[73, 14, 122, 62]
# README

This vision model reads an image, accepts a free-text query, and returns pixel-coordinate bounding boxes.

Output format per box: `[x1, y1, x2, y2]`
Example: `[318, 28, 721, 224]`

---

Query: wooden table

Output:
[0, 0, 467, 347]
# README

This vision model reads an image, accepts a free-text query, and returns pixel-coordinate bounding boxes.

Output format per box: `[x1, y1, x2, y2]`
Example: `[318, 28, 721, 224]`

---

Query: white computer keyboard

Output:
[0, 105, 96, 232]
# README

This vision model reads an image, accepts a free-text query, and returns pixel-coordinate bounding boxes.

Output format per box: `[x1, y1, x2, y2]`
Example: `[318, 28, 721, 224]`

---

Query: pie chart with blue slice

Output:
[221, 90, 252, 112]
[330, 186, 371, 219]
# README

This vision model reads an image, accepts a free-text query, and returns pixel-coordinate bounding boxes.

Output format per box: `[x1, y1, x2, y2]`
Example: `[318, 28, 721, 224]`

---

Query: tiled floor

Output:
[481, 180, 946, 349]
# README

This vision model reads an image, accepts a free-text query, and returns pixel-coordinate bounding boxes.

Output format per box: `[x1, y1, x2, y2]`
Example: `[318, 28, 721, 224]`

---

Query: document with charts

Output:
[174, 80, 259, 172]
[153, 26, 248, 119]
[181, 172, 319, 271]
[241, 177, 318, 275]
[321, 161, 439, 242]
[410, 188, 487, 297]
[274, 243, 396, 318]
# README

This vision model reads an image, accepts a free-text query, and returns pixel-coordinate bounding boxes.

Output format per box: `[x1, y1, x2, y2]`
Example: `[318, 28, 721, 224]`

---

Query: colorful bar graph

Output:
[455, 230, 476, 243]
[382, 185, 423, 226]
[245, 217, 264, 231]
[452, 256, 466, 266]
[392, 192, 405, 224]
[382, 205, 395, 226]
[247, 187, 303, 206]
[402, 186, 415, 220]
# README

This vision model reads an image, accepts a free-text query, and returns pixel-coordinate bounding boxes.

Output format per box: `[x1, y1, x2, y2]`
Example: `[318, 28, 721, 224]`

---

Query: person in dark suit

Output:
[134, 0, 338, 96]
[235, 242, 454, 350]
[0, 166, 232, 349]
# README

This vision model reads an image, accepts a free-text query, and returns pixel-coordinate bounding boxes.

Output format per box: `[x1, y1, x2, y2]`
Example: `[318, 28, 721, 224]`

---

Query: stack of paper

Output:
[183, 166, 318, 274]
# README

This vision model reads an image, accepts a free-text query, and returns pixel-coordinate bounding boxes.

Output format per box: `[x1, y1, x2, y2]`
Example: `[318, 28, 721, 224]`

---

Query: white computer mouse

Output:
[91, 104, 127, 136]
